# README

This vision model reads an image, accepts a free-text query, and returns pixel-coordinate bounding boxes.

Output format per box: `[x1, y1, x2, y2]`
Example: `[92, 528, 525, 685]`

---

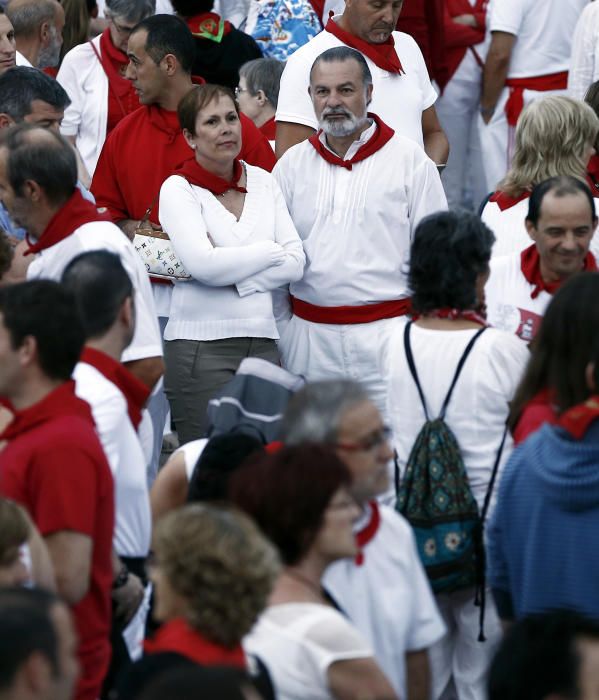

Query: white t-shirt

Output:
[273, 123, 447, 306]
[173, 438, 209, 482]
[159, 164, 305, 342]
[244, 603, 372, 700]
[485, 252, 553, 342]
[276, 21, 437, 147]
[568, 1, 599, 99]
[27, 220, 162, 363]
[73, 362, 151, 558]
[323, 503, 446, 697]
[381, 325, 529, 510]
[488, 0, 588, 78]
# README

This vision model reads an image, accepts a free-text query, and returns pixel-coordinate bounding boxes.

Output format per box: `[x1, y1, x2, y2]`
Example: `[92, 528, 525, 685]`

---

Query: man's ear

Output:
[162, 53, 178, 76]
[21, 179, 43, 203]
[0, 113, 14, 129]
[525, 218, 537, 243]
[39, 19, 51, 47]
[121, 295, 135, 331]
[17, 334, 38, 370]
[365, 83, 373, 106]
[585, 361, 597, 393]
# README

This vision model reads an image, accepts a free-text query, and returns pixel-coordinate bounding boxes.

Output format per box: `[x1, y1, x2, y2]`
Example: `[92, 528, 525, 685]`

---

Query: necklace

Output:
[283, 568, 325, 600]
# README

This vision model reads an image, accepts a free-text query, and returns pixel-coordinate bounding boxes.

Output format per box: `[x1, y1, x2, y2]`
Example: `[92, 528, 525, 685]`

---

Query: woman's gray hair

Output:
[282, 380, 370, 445]
[105, 0, 156, 22]
[239, 58, 285, 109]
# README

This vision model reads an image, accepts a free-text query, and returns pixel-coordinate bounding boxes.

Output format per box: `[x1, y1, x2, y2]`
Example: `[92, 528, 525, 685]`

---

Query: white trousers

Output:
[429, 587, 502, 700]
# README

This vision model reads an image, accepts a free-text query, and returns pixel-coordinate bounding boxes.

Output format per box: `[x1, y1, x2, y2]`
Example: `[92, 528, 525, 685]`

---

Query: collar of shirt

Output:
[318, 118, 377, 161]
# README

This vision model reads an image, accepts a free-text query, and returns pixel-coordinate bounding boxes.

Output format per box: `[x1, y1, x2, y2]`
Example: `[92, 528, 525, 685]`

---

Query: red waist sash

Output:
[504, 71, 568, 127]
[291, 296, 411, 324]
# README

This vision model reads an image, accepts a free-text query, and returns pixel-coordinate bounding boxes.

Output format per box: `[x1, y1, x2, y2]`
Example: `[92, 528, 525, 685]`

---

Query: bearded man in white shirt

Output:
[274, 46, 447, 416]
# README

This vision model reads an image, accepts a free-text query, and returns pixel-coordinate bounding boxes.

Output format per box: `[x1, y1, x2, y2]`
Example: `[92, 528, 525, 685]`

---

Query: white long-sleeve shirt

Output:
[159, 163, 305, 341]
[569, 1, 599, 100]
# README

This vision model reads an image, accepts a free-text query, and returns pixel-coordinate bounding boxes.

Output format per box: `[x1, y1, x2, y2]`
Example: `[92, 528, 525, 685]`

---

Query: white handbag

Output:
[133, 205, 191, 281]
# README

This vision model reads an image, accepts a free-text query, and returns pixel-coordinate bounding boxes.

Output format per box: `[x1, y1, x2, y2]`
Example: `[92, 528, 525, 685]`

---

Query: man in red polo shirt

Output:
[0, 279, 114, 700]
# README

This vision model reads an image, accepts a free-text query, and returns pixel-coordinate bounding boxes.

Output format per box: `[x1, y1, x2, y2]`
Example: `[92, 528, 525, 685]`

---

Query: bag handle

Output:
[88, 39, 127, 119]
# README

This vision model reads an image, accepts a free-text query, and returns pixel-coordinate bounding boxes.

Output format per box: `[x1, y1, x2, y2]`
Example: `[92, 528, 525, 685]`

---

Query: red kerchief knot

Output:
[173, 157, 247, 195]
[324, 18, 405, 74]
[520, 244, 598, 300]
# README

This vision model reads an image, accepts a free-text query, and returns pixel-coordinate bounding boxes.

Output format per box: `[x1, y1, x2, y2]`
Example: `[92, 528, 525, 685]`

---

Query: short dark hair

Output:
[0, 124, 77, 205]
[310, 46, 373, 88]
[0, 587, 61, 690]
[229, 445, 352, 565]
[187, 433, 264, 504]
[61, 250, 133, 341]
[526, 176, 597, 228]
[488, 610, 599, 700]
[0, 279, 85, 381]
[170, 0, 214, 14]
[0, 67, 70, 122]
[239, 58, 285, 109]
[178, 83, 237, 135]
[409, 210, 495, 313]
[132, 14, 196, 74]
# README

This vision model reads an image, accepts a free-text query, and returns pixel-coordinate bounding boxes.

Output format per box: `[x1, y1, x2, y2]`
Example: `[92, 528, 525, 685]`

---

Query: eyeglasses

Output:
[110, 17, 137, 36]
[234, 86, 248, 98]
[335, 426, 392, 453]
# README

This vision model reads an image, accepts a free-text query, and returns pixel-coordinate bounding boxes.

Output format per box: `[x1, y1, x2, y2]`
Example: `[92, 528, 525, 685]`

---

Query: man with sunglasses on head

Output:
[282, 379, 445, 700]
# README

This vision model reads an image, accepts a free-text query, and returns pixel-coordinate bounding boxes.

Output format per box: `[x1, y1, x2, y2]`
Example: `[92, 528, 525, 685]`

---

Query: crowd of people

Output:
[0, 0, 599, 699]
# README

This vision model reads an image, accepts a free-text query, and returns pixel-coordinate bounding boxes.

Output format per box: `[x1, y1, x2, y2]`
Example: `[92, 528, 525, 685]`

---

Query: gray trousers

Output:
[164, 336, 279, 444]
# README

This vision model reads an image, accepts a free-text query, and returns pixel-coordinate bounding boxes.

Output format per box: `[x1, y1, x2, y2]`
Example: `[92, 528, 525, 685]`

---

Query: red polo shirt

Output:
[0, 381, 114, 700]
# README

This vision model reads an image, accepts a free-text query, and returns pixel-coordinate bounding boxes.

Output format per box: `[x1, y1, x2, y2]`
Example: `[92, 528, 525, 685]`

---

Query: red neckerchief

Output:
[260, 116, 276, 141]
[25, 189, 110, 256]
[587, 154, 599, 194]
[80, 348, 150, 430]
[174, 157, 247, 195]
[98, 29, 137, 99]
[355, 500, 380, 566]
[308, 113, 394, 170]
[520, 244, 598, 299]
[186, 12, 232, 43]
[488, 189, 530, 212]
[0, 381, 95, 441]
[147, 105, 181, 144]
[144, 618, 246, 669]
[324, 18, 404, 74]
[557, 396, 599, 440]
[412, 308, 488, 327]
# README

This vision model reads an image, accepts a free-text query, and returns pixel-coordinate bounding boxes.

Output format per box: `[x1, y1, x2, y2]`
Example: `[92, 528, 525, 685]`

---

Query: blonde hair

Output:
[498, 96, 599, 197]
[153, 504, 280, 648]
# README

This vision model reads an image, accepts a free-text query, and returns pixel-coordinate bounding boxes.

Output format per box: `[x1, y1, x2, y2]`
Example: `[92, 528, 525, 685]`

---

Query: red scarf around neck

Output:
[520, 244, 598, 299]
[488, 190, 530, 212]
[98, 29, 137, 98]
[355, 500, 380, 566]
[325, 17, 404, 74]
[80, 348, 150, 430]
[412, 307, 488, 327]
[186, 12, 232, 42]
[174, 157, 247, 195]
[0, 381, 94, 441]
[144, 618, 246, 669]
[557, 396, 599, 440]
[25, 189, 110, 255]
[308, 113, 394, 170]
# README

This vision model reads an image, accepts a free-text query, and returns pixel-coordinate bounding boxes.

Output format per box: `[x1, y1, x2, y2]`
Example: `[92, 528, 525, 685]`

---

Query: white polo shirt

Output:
[73, 361, 151, 558]
[276, 21, 437, 147]
[481, 197, 531, 259]
[27, 220, 162, 363]
[488, 0, 588, 78]
[323, 503, 446, 697]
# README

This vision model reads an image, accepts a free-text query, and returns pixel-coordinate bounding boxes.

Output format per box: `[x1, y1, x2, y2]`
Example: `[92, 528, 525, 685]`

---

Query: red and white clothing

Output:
[513, 389, 558, 445]
[260, 116, 276, 151]
[323, 502, 446, 698]
[273, 115, 447, 414]
[479, 0, 588, 191]
[0, 382, 114, 700]
[275, 17, 437, 147]
[485, 245, 598, 342]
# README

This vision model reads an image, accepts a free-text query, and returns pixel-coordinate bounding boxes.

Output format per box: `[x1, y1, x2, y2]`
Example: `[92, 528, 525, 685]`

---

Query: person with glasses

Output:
[281, 380, 446, 700]
[57, 0, 156, 178]
[237, 58, 285, 148]
[232, 444, 398, 700]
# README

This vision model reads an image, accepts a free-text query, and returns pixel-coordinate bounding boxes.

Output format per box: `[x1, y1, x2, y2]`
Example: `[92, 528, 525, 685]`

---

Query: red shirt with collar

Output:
[91, 104, 276, 225]
[0, 381, 114, 700]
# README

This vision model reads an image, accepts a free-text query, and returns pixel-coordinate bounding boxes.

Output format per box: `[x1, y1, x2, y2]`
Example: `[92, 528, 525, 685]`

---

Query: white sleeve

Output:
[276, 50, 319, 130]
[236, 177, 306, 296]
[568, 4, 599, 100]
[57, 47, 85, 137]
[489, 0, 525, 35]
[407, 152, 448, 238]
[303, 609, 373, 672]
[159, 176, 286, 286]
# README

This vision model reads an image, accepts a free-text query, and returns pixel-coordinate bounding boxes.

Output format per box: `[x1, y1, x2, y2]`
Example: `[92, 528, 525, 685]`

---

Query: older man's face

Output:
[343, 0, 404, 44]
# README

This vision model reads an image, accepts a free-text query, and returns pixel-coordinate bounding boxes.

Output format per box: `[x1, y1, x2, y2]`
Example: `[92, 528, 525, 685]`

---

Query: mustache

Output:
[321, 107, 353, 119]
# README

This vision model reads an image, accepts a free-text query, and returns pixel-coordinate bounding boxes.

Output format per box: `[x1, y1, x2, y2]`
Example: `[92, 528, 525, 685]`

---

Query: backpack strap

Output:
[403, 322, 430, 421]
[439, 326, 487, 420]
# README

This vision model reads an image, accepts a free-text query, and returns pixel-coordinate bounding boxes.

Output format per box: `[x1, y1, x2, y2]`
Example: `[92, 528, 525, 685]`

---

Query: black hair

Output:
[509, 272, 599, 428]
[0, 587, 61, 690]
[132, 14, 196, 74]
[527, 176, 597, 228]
[0, 124, 77, 205]
[409, 210, 495, 313]
[0, 279, 84, 381]
[61, 250, 133, 341]
[0, 66, 70, 123]
[170, 0, 214, 15]
[187, 432, 264, 504]
[310, 46, 372, 87]
[488, 610, 599, 700]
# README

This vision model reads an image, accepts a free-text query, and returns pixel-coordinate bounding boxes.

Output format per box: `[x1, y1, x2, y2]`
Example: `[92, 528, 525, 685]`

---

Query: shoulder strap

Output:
[439, 327, 487, 420]
[480, 425, 508, 524]
[403, 322, 429, 421]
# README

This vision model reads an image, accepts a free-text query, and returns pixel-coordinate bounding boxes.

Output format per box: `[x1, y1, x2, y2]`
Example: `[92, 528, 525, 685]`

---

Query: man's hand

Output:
[117, 219, 162, 241]
[112, 571, 145, 625]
